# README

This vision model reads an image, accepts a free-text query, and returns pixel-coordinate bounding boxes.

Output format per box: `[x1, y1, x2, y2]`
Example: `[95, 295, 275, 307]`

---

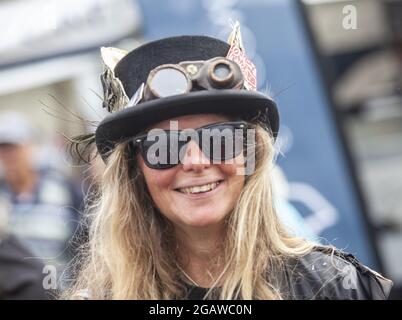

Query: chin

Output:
[180, 208, 227, 228]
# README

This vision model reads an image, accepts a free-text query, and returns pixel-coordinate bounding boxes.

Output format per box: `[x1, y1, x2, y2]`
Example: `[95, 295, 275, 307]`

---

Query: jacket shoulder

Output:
[282, 245, 393, 300]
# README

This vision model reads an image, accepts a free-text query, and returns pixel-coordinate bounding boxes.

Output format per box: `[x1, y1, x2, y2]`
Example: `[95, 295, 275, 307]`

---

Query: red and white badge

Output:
[226, 21, 257, 91]
[226, 44, 257, 91]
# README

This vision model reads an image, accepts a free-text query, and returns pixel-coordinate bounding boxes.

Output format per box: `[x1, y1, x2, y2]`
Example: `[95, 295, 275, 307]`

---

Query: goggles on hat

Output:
[143, 57, 244, 101]
[130, 121, 251, 170]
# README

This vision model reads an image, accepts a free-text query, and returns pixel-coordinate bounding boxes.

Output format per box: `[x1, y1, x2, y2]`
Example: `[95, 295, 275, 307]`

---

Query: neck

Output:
[175, 224, 225, 288]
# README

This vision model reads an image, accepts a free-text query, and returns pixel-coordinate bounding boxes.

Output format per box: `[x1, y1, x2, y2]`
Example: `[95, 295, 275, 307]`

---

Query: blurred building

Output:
[304, 0, 402, 297]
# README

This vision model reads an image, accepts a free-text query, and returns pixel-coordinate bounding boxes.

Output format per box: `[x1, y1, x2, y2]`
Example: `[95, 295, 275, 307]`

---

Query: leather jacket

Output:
[184, 246, 393, 300]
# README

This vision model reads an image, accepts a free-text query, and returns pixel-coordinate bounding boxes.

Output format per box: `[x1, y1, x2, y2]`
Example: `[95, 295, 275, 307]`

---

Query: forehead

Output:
[149, 113, 232, 130]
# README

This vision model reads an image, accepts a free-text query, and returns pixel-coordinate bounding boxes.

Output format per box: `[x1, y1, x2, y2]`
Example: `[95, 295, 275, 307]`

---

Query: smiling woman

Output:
[63, 32, 392, 300]
[138, 114, 246, 233]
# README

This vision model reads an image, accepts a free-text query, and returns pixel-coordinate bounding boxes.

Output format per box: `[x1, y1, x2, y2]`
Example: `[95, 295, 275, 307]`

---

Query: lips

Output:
[175, 179, 224, 195]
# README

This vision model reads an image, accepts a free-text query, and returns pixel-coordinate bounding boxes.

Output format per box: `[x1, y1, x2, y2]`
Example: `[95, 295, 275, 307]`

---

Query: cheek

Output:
[220, 153, 246, 176]
[219, 156, 246, 192]
[138, 156, 176, 199]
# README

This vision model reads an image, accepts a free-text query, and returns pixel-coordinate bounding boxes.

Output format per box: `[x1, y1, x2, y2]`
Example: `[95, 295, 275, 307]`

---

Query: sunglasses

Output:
[131, 121, 251, 170]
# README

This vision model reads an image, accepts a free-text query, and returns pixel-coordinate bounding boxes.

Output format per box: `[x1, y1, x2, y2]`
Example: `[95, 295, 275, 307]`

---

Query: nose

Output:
[181, 140, 211, 172]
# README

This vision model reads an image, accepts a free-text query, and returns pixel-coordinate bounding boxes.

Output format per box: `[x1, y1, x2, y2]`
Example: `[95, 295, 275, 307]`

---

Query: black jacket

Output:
[0, 234, 48, 300]
[184, 246, 393, 300]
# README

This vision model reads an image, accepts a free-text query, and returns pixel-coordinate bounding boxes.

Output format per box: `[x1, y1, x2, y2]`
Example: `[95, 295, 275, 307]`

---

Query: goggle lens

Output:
[150, 68, 189, 97]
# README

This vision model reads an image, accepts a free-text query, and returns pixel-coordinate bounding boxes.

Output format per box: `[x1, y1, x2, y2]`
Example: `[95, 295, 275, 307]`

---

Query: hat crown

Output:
[114, 35, 230, 98]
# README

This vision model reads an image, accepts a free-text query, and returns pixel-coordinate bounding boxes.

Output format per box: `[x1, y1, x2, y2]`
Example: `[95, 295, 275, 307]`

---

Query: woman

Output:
[66, 34, 392, 300]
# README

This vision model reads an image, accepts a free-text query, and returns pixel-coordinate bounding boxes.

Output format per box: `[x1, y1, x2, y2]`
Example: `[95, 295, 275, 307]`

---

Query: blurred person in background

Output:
[0, 195, 47, 299]
[0, 111, 83, 285]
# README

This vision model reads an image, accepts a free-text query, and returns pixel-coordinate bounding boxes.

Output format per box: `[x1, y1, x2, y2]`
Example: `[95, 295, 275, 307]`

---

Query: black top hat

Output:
[95, 35, 279, 158]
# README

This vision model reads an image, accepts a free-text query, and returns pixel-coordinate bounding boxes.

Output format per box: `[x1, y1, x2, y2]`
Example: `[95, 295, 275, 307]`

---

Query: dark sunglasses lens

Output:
[139, 131, 183, 169]
[201, 124, 245, 161]
[141, 142, 173, 170]
[150, 68, 189, 97]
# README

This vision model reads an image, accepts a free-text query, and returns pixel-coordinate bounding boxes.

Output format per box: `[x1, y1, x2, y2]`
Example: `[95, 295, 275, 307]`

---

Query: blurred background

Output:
[0, 0, 401, 299]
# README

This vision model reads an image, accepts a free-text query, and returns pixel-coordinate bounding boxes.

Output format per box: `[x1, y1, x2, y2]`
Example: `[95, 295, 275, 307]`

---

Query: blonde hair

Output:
[63, 123, 314, 299]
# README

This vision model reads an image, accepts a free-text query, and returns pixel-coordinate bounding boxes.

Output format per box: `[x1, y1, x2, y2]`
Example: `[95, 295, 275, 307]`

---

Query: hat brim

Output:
[95, 89, 279, 159]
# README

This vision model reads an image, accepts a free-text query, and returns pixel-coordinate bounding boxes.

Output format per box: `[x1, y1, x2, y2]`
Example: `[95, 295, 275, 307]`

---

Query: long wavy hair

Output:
[63, 121, 314, 299]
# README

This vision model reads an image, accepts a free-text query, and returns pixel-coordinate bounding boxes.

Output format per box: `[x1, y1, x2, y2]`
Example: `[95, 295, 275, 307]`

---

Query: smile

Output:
[176, 180, 223, 195]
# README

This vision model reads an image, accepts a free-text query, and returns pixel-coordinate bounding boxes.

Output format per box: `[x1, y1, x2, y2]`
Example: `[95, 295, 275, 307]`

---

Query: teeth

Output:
[179, 181, 220, 194]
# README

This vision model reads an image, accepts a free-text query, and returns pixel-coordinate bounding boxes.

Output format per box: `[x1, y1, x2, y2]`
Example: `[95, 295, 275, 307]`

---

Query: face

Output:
[137, 114, 246, 232]
[0, 143, 31, 173]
